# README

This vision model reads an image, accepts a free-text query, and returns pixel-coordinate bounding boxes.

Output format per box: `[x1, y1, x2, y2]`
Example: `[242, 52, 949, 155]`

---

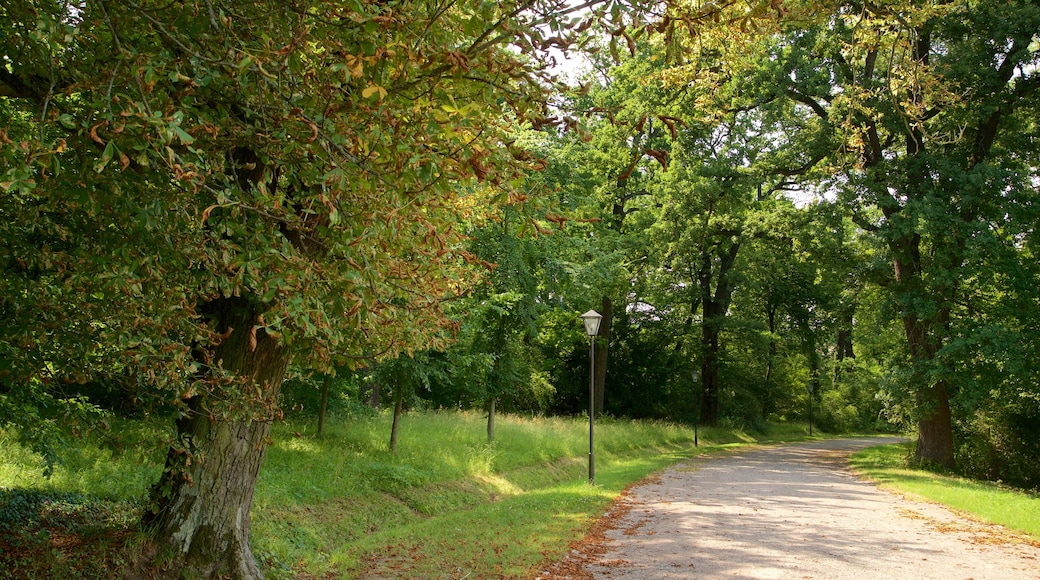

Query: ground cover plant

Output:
[850, 444, 1040, 541]
[1, 410, 820, 578]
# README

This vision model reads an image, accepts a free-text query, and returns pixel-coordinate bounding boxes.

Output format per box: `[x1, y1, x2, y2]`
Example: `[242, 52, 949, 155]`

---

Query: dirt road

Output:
[549, 438, 1040, 579]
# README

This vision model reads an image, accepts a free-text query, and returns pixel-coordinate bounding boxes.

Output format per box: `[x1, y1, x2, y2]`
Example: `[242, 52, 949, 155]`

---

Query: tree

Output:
[747, 0, 1040, 466]
[542, 45, 685, 418]
[1, 0, 666, 575]
[467, 205, 546, 438]
[647, 82, 829, 425]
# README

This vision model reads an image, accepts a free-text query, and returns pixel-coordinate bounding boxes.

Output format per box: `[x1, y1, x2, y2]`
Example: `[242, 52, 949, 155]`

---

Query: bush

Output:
[955, 405, 1040, 491]
[279, 371, 377, 419]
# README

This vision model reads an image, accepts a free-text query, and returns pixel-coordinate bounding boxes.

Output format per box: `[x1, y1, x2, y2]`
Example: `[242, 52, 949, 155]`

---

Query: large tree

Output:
[0, 0, 667, 575]
[760, 0, 1040, 466]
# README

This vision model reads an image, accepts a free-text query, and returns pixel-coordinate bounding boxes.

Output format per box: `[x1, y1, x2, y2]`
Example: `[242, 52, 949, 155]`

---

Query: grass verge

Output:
[849, 443, 1040, 540]
[250, 412, 826, 578]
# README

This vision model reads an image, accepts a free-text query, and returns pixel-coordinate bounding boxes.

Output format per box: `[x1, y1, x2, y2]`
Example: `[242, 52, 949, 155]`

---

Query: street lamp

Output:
[580, 310, 602, 485]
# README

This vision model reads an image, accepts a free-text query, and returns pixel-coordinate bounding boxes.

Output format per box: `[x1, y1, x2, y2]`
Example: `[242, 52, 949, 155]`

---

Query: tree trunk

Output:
[317, 374, 330, 437]
[486, 397, 496, 442]
[593, 296, 612, 416]
[144, 297, 288, 580]
[915, 379, 954, 466]
[807, 343, 821, 418]
[891, 236, 956, 468]
[898, 25, 954, 469]
[902, 311, 955, 467]
[765, 307, 773, 403]
[699, 318, 721, 426]
[833, 306, 855, 384]
[389, 383, 404, 453]
[696, 240, 741, 427]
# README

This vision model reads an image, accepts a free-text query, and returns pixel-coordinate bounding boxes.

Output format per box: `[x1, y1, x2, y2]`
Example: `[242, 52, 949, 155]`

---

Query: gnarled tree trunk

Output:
[144, 296, 288, 579]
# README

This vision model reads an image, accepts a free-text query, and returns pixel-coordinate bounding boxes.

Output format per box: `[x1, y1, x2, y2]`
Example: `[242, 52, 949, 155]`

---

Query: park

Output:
[2, 0, 1040, 577]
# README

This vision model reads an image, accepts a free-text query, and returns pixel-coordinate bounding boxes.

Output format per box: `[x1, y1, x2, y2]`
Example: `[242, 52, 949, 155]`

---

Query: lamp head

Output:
[580, 310, 603, 337]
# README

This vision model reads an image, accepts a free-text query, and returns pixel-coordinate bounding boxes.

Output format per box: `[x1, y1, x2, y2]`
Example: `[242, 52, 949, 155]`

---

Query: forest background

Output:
[2, 0, 1039, 577]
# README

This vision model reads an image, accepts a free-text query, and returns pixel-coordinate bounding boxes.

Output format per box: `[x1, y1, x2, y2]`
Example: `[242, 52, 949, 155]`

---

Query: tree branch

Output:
[784, 88, 828, 120]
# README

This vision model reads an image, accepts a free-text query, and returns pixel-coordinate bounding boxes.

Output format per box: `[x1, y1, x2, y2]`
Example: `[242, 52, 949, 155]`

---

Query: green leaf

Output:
[94, 141, 116, 173]
[171, 125, 195, 145]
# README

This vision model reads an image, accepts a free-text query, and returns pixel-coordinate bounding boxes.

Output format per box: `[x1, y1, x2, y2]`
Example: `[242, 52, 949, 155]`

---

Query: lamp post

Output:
[580, 310, 602, 485]
[691, 369, 699, 447]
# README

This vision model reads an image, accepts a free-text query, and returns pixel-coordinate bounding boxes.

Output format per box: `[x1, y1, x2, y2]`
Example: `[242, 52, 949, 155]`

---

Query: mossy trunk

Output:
[144, 297, 288, 579]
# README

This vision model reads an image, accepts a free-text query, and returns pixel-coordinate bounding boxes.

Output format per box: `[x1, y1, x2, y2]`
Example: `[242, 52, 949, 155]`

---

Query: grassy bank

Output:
[1, 411, 822, 578]
[250, 411, 808, 578]
[849, 443, 1040, 540]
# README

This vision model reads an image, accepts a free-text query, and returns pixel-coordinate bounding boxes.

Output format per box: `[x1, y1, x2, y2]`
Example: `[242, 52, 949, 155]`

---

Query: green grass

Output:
[250, 411, 827, 578]
[850, 443, 1040, 540]
[1, 410, 834, 578]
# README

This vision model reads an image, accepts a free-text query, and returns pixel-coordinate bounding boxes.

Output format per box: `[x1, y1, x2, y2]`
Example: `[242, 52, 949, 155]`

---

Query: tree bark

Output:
[915, 379, 954, 465]
[699, 321, 721, 427]
[144, 297, 288, 580]
[902, 308, 955, 467]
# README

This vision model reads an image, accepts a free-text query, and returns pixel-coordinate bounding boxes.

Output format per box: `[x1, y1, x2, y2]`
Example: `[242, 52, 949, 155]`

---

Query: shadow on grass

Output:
[0, 489, 140, 579]
[332, 484, 617, 578]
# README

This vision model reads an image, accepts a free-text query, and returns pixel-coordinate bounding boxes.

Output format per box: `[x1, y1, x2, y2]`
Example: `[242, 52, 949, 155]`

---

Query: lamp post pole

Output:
[581, 310, 603, 486]
[692, 370, 699, 447]
[588, 332, 596, 484]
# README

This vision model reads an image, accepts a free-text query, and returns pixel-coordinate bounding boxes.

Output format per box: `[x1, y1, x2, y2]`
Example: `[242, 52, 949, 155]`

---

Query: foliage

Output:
[622, 0, 1040, 467]
[1, 0, 567, 444]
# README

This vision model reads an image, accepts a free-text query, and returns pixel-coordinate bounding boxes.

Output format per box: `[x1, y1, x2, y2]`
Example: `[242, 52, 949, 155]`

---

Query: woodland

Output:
[2, 0, 1039, 577]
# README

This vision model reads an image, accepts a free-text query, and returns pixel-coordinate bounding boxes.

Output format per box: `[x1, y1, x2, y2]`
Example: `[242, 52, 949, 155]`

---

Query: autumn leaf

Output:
[362, 84, 387, 100]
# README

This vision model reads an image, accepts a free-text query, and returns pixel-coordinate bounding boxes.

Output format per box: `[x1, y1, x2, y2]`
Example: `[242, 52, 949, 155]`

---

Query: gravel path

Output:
[575, 438, 1040, 579]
